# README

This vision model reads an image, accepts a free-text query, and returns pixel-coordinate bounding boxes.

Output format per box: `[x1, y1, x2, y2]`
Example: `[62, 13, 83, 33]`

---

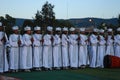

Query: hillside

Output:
[69, 18, 118, 27]
[15, 18, 119, 27]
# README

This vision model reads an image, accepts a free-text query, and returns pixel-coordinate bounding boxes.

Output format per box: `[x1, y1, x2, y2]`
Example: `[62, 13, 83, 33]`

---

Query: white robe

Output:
[79, 34, 88, 67]
[43, 34, 53, 68]
[9, 34, 22, 70]
[62, 34, 69, 67]
[53, 34, 62, 67]
[21, 34, 32, 69]
[106, 35, 114, 56]
[0, 31, 8, 72]
[68, 34, 78, 68]
[89, 34, 98, 68]
[96, 35, 106, 68]
[114, 34, 120, 57]
[33, 33, 43, 68]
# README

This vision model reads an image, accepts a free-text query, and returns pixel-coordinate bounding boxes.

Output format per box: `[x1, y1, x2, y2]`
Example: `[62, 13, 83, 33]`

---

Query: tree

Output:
[34, 10, 43, 27]
[22, 19, 34, 27]
[54, 20, 74, 28]
[41, 1, 55, 26]
[118, 14, 120, 27]
[98, 22, 107, 29]
[0, 14, 16, 36]
[34, 1, 55, 31]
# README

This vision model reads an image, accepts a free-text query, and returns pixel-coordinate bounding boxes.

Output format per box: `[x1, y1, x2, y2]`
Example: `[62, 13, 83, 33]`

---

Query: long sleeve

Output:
[9, 34, 23, 47]
[43, 34, 52, 46]
[9, 34, 18, 47]
[53, 34, 61, 46]
[99, 35, 106, 45]
[114, 35, 120, 45]
[68, 34, 78, 45]
[33, 34, 42, 46]
[22, 34, 32, 46]
[79, 34, 87, 45]
[106, 35, 113, 45]
[62, 34, 68, 46]
[90, 34, 98, 44]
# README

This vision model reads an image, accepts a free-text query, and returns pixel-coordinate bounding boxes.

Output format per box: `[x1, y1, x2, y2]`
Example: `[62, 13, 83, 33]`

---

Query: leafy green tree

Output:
[34, 10, 43, 27]
[55, 20, 74, 28]
[0, 14, 16, 36]
[118, 14, 120, 27]
[34, 1, 55, 31]
[22, 19, 34, 27]
[41, 1, 55, 26]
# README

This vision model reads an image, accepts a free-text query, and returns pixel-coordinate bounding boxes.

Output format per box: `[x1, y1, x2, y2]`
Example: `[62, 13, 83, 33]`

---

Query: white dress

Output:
[89, 34, 98, 68]
[114, 34, 120, 57]
[106, 35, 114, 56]
[79, 34, 88, 67]
[53, 34, 62, 68]
[43, 34, 53, 68]
[0, 31, 8, 72]
[68, 34, 78, 68]
[33, 33, 43, 68]
[96, 35, 106, 68]
[9, 34, 22, 70]
[21, 34, 32, 69]
[61, 34, 69, 67]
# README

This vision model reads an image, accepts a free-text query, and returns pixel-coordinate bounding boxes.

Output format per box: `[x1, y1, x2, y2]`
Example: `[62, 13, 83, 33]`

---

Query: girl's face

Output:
[80, 31, 85, 34]
[56, 31, 61, 34]
[26, 30, 31, 34]
[35, 30, 41, 34]
[70, 31, 74, 34]
[108, 32, 112, 35]
[13, 30, 19, 34]
[0, 27, 3, 31]
[63, 31, 68, 34]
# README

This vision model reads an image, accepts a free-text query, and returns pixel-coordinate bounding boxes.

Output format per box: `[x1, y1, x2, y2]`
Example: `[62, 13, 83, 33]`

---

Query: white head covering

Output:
[93, 28, 98, 32]
[63, 27, 68, 31]
[117, 27, 120, 31]
[24, 26, 31, 31]
[0, 22, 2, 26]
[12, 26, 19, 30]
[34, 26, 41, 30]
[99, 29, 104, 33]
[80, 28, 85, 32]
[56, 27, 61, 31]
[47, 26, 53, 31]
[69, 27, 75, 31]
[107, 28, 112, 32]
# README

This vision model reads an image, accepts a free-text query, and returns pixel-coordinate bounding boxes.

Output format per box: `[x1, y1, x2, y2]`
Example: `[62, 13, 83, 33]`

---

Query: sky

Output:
[0, 0, 120, 19]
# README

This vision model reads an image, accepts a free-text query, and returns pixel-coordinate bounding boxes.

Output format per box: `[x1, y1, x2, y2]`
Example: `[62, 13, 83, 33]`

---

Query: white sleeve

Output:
[90, 35, 98, 44]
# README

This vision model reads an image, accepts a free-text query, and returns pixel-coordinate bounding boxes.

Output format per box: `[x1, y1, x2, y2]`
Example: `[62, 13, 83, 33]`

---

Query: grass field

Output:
[1, 68, 120, 80]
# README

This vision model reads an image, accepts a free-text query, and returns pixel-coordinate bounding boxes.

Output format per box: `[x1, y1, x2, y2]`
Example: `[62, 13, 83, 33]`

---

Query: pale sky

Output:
[0, 0, 120, 19]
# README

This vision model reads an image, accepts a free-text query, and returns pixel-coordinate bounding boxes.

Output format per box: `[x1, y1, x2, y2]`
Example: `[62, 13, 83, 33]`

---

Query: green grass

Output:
[2, 68, 120, 80]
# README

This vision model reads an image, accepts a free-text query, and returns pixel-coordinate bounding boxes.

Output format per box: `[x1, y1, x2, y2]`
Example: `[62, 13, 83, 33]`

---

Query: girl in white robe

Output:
[61, 27, 69, 69]
[79, 28, 88, 68]
[114, 28, 120, 57]
[89, 29, 98, 68]
[53, 27, 62, 69]
[9, 26, 22, 72]
[96, 29, 106, 68]
[21, 26, 33, 72]
[0, 22, 9, 73]
[33, 26, 43, 70]
[68, 27, 78, 68]
[106, 29, 114, 56]
[43, 26, 53, 70]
